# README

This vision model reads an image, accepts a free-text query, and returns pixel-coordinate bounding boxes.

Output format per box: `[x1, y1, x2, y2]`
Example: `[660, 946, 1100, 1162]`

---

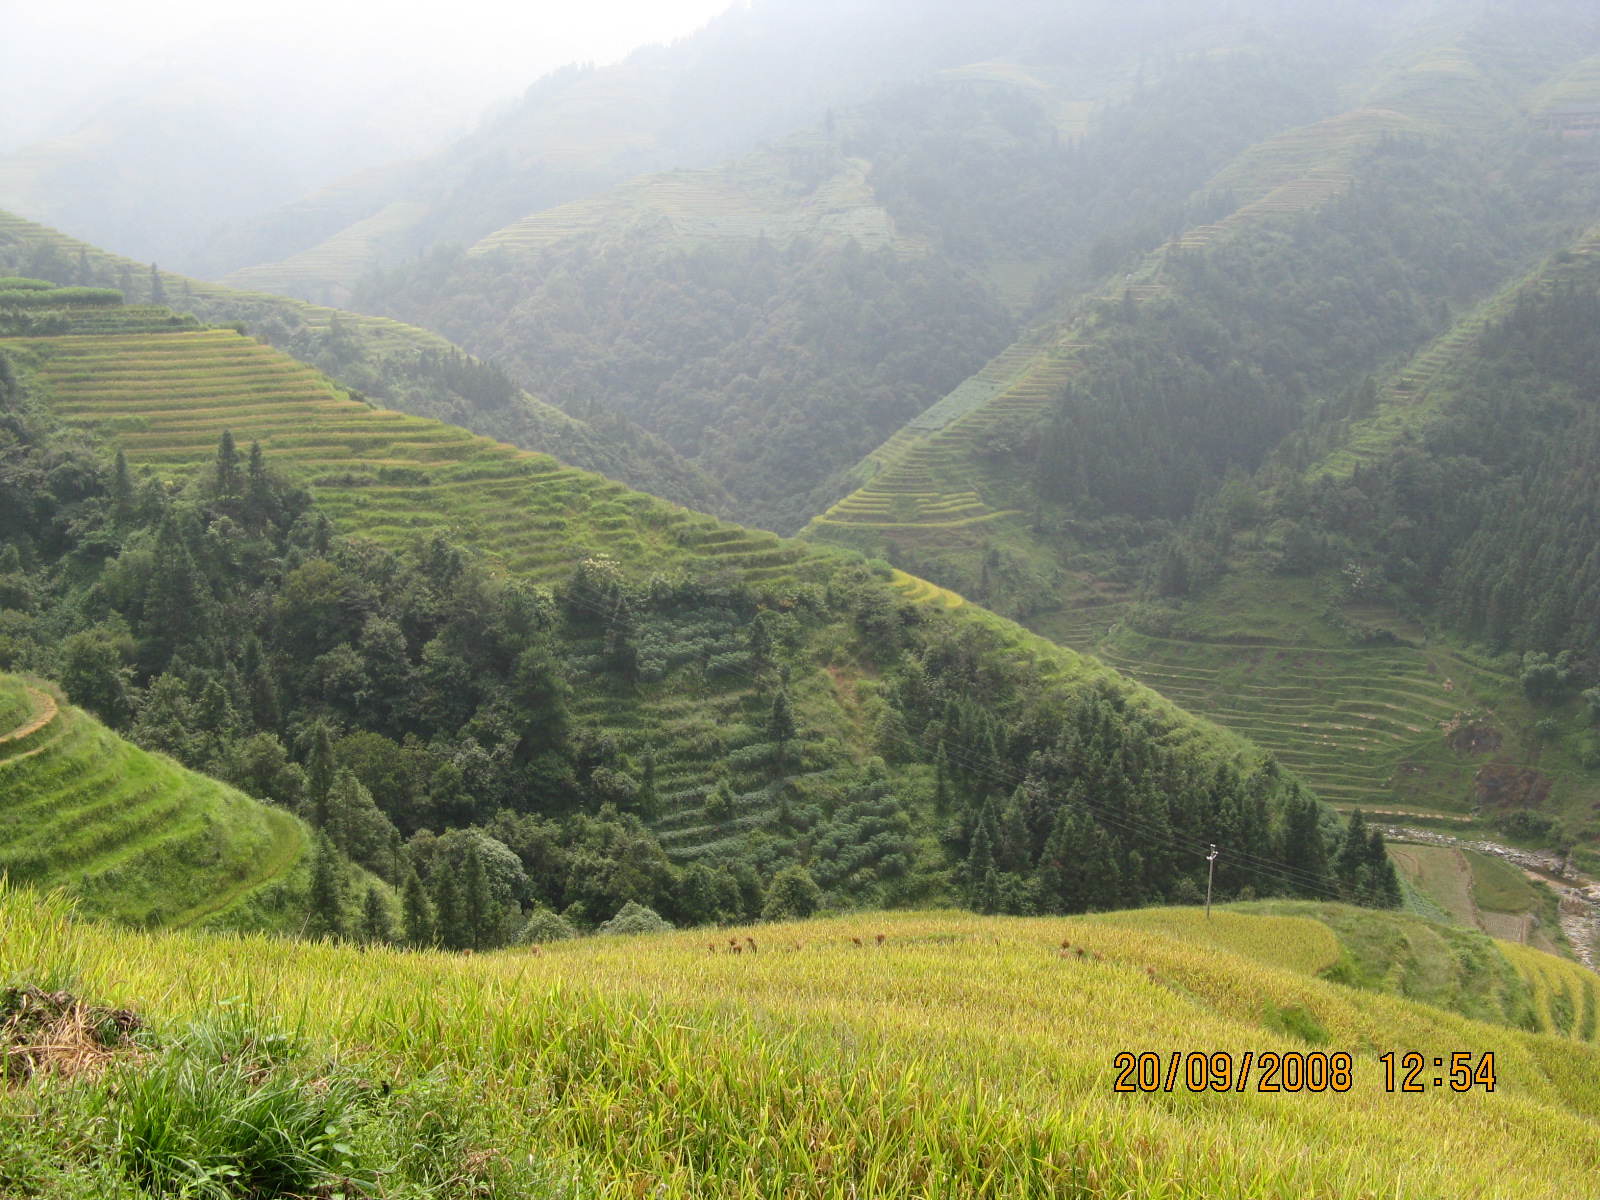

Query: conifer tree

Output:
[306, 722, 336, 830]
[216, 430, 239, 498]
[768, 689, 797, 770]
[307, 833, 346, 940]
[462, 842, 495, 951]
[433, 868, 466, 951]
[243, 441, 271, 529]
[110, 449, 134, 527]
[361, 884, 395, 944]
[401, 868, 436, 947]
[1336, 809, 1370, 895]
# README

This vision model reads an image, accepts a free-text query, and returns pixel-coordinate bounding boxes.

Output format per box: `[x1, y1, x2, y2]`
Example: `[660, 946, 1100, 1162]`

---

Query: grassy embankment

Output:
[3, 888, 1599, 1198]
[0, 675, 305, 929]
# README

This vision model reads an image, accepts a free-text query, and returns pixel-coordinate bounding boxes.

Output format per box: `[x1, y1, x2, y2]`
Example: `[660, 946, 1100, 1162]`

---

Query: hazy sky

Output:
[0, 0, 743, 151]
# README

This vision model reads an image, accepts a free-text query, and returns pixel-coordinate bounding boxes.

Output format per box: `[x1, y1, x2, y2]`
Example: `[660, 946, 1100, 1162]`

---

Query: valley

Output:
[2, 0, 1600, 1193]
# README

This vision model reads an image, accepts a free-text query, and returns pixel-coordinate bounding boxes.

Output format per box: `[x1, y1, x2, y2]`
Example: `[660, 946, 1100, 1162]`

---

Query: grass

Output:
[1388, 844, 1477, 926]
[0, 675, 305, 929]
[1464, 850, 1541, 916]
[4, 887, 1600, 1198]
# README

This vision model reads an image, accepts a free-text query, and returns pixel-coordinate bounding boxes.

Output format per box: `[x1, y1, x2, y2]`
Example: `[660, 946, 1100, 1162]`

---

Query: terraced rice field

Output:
[1503, 942, 1600, 1042]
[0, 676, 303, 927]
[471, 157, 901, 260]
[807, 338, 1079, 534]
[9, 328, 816, 588]
[223, 200, 431, 304]
[9, 890, 1600, 1199]
[1036, 619, 1487, 813]
[9, 325, 1013, 861]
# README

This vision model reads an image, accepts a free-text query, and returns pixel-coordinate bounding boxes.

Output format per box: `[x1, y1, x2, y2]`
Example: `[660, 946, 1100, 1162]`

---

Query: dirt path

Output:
[0, 688, 58, 744]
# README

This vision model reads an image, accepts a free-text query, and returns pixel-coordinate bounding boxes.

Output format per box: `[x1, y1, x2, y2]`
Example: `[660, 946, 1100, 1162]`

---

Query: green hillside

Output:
[0, 207, 731, 516]
[0, 299, 1389, 936]
[0, 675, 304, 928]
[4, 891, 1600, 1198]
[197, 0, 1252, 298]
[793, 1, 1600, 842]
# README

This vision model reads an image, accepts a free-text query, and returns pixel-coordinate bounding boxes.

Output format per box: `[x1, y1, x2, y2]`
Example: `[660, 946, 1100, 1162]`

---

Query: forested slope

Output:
[794, 0, 1600, 846]
[204, 0, 1365, 300]
[0, 288, 1397, 940]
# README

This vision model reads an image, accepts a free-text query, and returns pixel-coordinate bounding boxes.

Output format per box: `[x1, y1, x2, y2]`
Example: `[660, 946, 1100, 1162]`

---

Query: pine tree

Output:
[966, 818, 997, 911]
[149, 263, 165, 305]
[747, 611, 773, 666]
[1282, 788, 1329, 897]
[361, 884, 395, 944]
[327, 769, 366, 854]
[1365, 828, 1403, 909]
[768, 689, 797, 771]
[401, 869, 436, 947]
[462, 842, 495, 951]
[307, 833, 346, 940]
[433, 869, 466, 951]
[216, 430, 239, 498]
[1336, 809, 1370, 896]
[306, 722, 336, 830]
[244, 441, 271, 529]
[110, 449, 134, 527]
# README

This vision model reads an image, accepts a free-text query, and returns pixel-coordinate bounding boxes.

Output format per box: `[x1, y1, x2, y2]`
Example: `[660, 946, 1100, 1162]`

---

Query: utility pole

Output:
[1205, 845, 1219, 920]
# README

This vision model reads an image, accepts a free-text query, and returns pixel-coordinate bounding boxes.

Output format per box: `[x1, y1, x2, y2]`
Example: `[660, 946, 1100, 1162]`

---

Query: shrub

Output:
[599, 901, 672, 935]
[521, 907, 576, 943]
[761, 866, 822, 921]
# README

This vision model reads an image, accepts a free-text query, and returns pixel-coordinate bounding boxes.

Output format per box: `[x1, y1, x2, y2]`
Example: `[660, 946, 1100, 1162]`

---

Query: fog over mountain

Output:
[0, 0, 736, 268]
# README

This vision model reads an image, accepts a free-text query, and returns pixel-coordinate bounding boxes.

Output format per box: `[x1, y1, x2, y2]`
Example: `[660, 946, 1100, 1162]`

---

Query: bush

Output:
[599, 901, 672, 935]
[0, 287, 123, 309]
[761, 866, 822, 921]
[520, 907, 576, 943]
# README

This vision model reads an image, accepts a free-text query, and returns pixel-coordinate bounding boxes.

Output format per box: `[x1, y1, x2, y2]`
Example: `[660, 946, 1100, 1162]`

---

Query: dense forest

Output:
[0, 332, 1395, 943]
[1170, 269, 1600, 702]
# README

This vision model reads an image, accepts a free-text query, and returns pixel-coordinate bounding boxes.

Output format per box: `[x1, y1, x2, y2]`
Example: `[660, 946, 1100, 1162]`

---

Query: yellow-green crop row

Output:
[3, 888, 1598, 1198]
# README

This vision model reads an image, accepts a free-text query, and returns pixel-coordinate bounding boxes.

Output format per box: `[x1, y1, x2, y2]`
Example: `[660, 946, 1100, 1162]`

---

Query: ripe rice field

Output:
[4, 888, 1599, 1198]
[0, 676, 304, 927]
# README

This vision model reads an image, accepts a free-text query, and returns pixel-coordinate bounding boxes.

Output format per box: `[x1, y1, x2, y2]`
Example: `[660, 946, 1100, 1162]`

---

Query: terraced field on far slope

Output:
[1031, 573, 1600, 824]
[7, 328, 807, 588]
[0, 675, 304, 927]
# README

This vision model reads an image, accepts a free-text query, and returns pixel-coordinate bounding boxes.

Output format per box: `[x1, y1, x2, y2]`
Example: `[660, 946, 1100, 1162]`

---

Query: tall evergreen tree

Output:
[110, 449, 134, 527]
[768, 689, 797, 770]
[433, 868, 466, 951]
[462, 842, 495, 951]
[306, 722, 336, 831]
[215, 430, 239, 498]
[307, 833, 346, 940]
[361, 884, 395, 944]
[401, 868, 437, 948]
